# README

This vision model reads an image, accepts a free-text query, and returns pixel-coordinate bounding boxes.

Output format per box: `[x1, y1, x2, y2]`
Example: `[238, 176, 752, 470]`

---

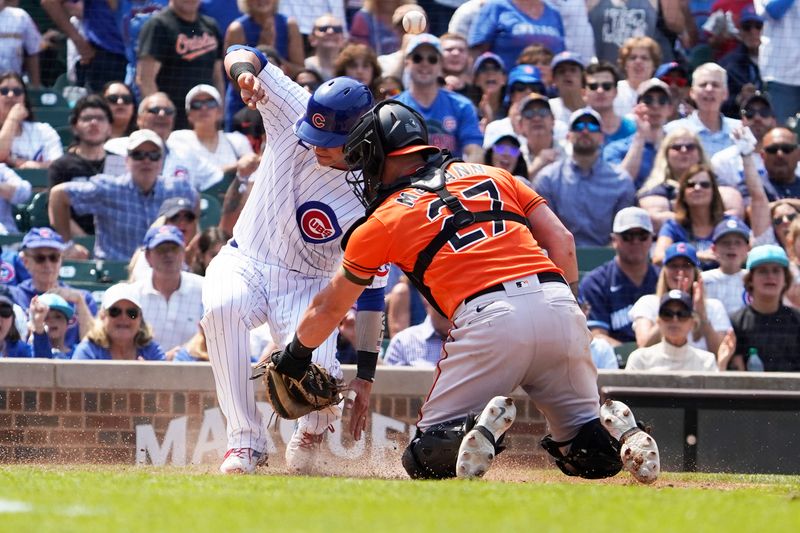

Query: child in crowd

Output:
[701, 217, 751, 316]
[29, 293, 74, 359]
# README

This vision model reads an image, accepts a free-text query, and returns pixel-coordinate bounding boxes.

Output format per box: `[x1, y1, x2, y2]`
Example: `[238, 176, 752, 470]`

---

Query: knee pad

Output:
[540, 418, 622, 479]
[402, 418, 469, 479]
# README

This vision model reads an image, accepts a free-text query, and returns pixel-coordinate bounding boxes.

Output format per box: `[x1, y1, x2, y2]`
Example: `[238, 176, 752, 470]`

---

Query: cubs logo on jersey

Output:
[296, 201, 342, 244]
[0, 261, 15, 284]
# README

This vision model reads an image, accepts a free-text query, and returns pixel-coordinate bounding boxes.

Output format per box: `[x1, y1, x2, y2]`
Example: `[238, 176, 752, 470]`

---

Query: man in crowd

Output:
[394, 34, 483, 162]
[534, 108, 635, 246]
[48, 129, 198, 260]
[760, 127, 800, 201]
[384, 301, 450, 368]
[720, 6, 765, 118]
[304, 14, 346, 81]
[483, 64, 547, 147]
[516, 94, 565, 180]
[579, 208, 659, 347]
[131, 224, 204, 352]
[548, 52, 586, 125]
[584, 63, 636, 144]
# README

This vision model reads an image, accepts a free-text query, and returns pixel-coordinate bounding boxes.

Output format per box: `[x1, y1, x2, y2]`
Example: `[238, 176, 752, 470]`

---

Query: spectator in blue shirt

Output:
[534, 107, 635, 246]
[584, 62, 637, 145]
[394, 34, 484, 162]
[48, 128, 198, 261]
[29, 293, 75, 359]
[384, 301, 450, 367]
[579, 207, 659, 346]
[0, 285, 31, 358]
[72, 282, 165, 361]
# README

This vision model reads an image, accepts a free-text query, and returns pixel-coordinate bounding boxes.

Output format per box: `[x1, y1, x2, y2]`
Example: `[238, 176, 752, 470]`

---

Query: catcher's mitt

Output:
[251, 351, 345, 420]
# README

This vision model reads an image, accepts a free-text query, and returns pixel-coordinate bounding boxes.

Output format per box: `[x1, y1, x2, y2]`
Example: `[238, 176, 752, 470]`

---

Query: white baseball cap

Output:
[101, 283, 142, 310]
[127, 129, 164, 152]
[613, 207, 653, 234]
[185, 84, 222, 112]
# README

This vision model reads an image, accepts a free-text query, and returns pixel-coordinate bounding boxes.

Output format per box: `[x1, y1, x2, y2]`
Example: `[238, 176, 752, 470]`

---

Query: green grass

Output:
[0, 467, 798, 533]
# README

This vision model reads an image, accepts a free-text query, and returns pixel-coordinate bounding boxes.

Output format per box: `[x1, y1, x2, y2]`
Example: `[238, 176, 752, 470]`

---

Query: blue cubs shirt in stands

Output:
[579, 259, 659, 343]
[394, 90, 483, 157]
[468, 0, 566, 69]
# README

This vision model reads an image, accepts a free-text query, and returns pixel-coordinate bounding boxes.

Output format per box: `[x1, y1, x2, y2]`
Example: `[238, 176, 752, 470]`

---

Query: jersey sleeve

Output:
[256, 60, 310, 143]
[342, 216, 393, 280]
[65, 177, 108, 216]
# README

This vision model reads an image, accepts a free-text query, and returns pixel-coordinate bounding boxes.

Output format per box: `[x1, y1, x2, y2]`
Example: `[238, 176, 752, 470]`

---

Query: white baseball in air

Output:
[402, 11, 426, 35]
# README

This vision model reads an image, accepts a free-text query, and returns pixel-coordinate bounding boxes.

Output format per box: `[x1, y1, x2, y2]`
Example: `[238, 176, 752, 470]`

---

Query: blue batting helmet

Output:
[294, 77, 374, 148]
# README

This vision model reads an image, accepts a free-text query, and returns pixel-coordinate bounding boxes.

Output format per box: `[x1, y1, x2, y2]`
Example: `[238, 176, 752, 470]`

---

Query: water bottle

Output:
[746, 347, 765, 372]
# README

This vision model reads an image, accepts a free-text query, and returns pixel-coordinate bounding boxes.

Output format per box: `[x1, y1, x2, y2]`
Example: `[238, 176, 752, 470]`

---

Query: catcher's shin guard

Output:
[540, 418, 623, 479]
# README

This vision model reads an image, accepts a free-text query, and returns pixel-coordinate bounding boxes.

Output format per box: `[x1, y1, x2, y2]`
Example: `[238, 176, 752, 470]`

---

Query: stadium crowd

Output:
[0, 0, 799, 372]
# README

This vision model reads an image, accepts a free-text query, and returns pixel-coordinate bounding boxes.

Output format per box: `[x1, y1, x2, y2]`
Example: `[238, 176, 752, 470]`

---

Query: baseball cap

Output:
[185, 84, 222, 113]
[518, 92, 550, 110]
[101, 283, 142, 310]
[664, 242, 699, 267]
[158, 197, 195, 219]
[143, 224, 185, 250]
[654, 62, 687, 80]
[739, 5, 765, 25]
[127, 129, 164, 152]
[569, 106, 602, 128]
[550, 51, 585, 71]
[613, 207, 654, 234]
[659, 289, 693, 313]
[38, 293, 74, 320]
[0, 285, 14, 307]
[636, 78, 671, 98]
[406, 33, 441, 56]
[473, 52, 505, 74]
[746, 244, 789, 270]
[22, 227, 66, 251]
[712, 217, 751, 243]
[742, 91, 772, 111]
[508, 64, 542, 86]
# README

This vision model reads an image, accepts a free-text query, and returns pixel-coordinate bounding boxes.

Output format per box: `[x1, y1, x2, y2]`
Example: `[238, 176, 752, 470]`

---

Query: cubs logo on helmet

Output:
[296, 201, 342, 244]
[312, 113, 326, 128]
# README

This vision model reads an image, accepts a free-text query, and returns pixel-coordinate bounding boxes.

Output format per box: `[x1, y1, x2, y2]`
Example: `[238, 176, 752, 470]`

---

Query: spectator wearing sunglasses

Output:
[168, 84, 255, 177]
[584, 63, 637, 145]
[655, 62, 694, 121]
[305, 14, 346, 82]
[579, 207, 659, 346]
[0, 285, 31, 358]
[129, 224, 204, 352]
[483, 65, 549, 151]
[101, 82, 137, 139]
[484, 133, 530, 186]
[104, 93, 224, 192]
[626, 290, 718, 371]
[49, 129, 198, 261]
[515, 93, 567, 180]
[28, 293, 76, 359]
[72, 282, 165, 361]
[10, 229, 98, 348]
[533, 107, 635, 246]
[395, 34, 484, 162]
[719, 6, 765, 119]
[758, 128, 800, 202]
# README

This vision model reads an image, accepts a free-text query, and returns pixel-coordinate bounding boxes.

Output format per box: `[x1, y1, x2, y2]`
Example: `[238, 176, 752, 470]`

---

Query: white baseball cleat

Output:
[219, 448, 266, 475]
[600, 399, 660, 484]
[285, 427, 327, 474]
[456, 396, 516, 479]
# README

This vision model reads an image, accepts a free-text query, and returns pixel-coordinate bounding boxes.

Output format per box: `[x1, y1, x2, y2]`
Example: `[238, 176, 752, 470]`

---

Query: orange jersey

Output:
[342, 162, 562, 317]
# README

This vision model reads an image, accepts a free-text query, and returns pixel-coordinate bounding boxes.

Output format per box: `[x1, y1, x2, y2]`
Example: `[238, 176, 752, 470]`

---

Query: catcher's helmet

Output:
[343, 100, 433, 207]
[293, 77, 374, 148]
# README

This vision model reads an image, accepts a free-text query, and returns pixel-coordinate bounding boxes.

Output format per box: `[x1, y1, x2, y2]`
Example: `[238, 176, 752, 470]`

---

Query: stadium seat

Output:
[25, 191, 50, 229]
[613, 342, 638, 369]
[576, 247, 615, 273]
[32, 106, 71, 129]
[56, 125, 74, 147]
[74, 235, 95, 254]
[0, 234, 24, 247]
[27, 87, 67, 107]
[97, 261, 129, 283]
[201, 170, 235, 203]
[200, 193, 221, 229]
[12, 203, 30, 233]
[15, 168, 50, 190]
[59, 260, 100, 283]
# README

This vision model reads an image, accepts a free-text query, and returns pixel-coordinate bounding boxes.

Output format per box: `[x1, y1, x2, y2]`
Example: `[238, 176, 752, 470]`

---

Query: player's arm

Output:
[527, 203, 579, 296]
[350, 286, 386, 440]
[223, 45, 268, 109]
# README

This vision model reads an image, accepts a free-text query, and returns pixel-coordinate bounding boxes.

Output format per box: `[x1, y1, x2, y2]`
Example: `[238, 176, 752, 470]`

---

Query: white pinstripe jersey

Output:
[231, 61, 368, 278]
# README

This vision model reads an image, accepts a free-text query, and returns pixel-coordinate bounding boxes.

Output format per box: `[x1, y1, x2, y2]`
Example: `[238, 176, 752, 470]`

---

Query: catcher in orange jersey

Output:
[270, 100, 660, 483]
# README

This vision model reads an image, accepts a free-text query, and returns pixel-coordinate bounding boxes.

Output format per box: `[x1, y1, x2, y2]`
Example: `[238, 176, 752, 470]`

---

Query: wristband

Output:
[229, 61, 257, 91]
[356, 350, 379, 382]
[287, 335, 314, 361]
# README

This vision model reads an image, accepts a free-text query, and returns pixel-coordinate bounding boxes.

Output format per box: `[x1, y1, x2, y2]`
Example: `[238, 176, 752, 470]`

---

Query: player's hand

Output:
[346, 377, 373, 441]
[237, 72, 267, 109]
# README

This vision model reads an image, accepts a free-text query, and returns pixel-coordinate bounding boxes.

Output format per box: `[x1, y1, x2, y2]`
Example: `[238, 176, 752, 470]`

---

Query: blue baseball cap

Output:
[504, 64, 545, 105]
[22, 227, 66, 251]
[473, 52, 505, 74]
[655, 61, 687, 80]
[550, 51, 585, 71]
[746, 244, 789, 270]
[712, 217, 751, 243]
[405, 33, 442, 56]
[664, 242, 699, 267]
[739, 5, 765, 25]
[38, 293, 74, 320]
[143, 224, 184, 250]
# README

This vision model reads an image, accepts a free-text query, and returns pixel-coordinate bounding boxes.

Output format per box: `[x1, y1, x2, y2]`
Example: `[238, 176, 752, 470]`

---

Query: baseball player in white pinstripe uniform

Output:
[201, 45, 387, 475]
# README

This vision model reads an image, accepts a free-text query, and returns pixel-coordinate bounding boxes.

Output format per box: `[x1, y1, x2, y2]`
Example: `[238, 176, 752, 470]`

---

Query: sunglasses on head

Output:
[412, 53, 439, 65]
[773, 212, 797, 226]
[619, 231, 651, 242]
[587, 81, 614, 92]
[521, 106, 551, 119]
[641, 93, 670, 106]
[189, 99, 219, 110]
[659, 76, 688, 88]
[659, 308, 692, 320]
[129, 150, 162, 161]
[0, 305, 14, 318]
[146, 106, 176, 116]
[571, 121, 600, 133]
[764, 143, 797, 155]
[315, 24, 343, 33]
[108, 306, 140, 320]
[686, 179, 712, 190]
[106, 93, 133, 105]
[493, 144, 520, 157]
[30, 252, 60, 264]
[0, 87, 24, 97]
[741, 107, 773, 119]
[669, 142, 697, 153]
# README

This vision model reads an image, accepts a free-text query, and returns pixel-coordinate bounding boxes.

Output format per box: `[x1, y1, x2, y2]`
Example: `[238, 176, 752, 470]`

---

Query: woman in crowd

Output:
[484, 134, 529, 186]
[72, 283, 164, 361]
[29, 293, 74, 359]
[630, 242, 731, 355]
[472, 52, 508, 128]
[0, 286, 31, 358]
[294, 69, 324, 94]
[614, 37, 660, 116]
[0, 72, 62, 169]
[349, 0, 406, 56]
[652, 163, 731, 269]
[101, 81, 136, 139]
[168, 84, 254, 175]
[334, 44, 382, 98]
[191, 227, 229, 277]
[626, 290, 718, 372]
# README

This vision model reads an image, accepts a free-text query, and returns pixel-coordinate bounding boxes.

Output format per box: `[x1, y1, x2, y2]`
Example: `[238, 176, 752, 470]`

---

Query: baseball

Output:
[402, 11, 426, 35]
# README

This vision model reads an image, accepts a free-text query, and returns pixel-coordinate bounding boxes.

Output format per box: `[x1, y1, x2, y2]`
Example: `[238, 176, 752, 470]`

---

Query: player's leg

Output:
[201, 248, 268, 474]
